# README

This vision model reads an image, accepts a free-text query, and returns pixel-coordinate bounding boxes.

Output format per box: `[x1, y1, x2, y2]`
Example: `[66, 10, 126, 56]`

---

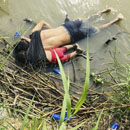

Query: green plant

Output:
[0, 24, 33, 70]
[91, 109, 103, 130]
[55, 52, 71, 128]
[20, 96, 34, 130]
[55, 39, 90, 129]
[72, 42, 90, 115]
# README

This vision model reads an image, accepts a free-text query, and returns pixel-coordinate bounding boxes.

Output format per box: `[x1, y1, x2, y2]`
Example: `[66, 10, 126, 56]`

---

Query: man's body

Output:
[21, 22, 71, 49]
[28, 8, 123, 50]
[40, 26, 70, 50]
[14, 8, 124, 66]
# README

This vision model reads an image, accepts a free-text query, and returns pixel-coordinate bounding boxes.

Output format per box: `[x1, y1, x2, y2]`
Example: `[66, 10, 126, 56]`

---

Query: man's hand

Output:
[31, 20, 52, 33]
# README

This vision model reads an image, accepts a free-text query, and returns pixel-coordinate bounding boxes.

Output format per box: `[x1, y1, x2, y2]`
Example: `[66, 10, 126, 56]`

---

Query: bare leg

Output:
[87, 8, 113, 20]
[64, 44, 74, 50]
[63, 43, 82, 59]
[69, 43, 83, 59]
[97, 13, 124, 30]
[69, 51, 78, 59]
[64, 43, 81, 51]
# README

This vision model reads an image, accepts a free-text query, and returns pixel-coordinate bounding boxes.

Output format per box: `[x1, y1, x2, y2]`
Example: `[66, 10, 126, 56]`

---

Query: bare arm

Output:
[31, 20, 52, 33]
[21, 36, 31, 43]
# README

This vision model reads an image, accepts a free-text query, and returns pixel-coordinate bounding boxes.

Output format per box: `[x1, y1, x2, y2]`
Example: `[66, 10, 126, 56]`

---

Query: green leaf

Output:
[43, 119, 47, 130]
[59, 95, 67, 127]
[73, 39, 90, 115]
[70, 119, 88, 130]
[0, 48, 14, 70]
[55, 52, 71, 127]
[5, 120, 17, 130]
[59, 122, 66, 130]
[91, 109, 103, 130]
[20, 96, 34, 130]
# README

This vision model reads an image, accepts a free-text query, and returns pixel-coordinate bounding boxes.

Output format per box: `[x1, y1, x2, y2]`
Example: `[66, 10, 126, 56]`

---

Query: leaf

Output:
[91, 109, 104, 130]
[73, 39, 90, 115]
[70, 119, 88, 130]
[20, 96, 34, 130]
[59, 122, 66, 130]
[55, 52, 71, 127]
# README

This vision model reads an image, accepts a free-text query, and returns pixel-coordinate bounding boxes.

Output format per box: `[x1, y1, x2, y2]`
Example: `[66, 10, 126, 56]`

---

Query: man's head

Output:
[13, 40, 29, 64]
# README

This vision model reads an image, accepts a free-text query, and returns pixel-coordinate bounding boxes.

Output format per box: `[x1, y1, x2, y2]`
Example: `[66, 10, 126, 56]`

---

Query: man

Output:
[13, 8, 123, 66]
[14, 39, 83, 65]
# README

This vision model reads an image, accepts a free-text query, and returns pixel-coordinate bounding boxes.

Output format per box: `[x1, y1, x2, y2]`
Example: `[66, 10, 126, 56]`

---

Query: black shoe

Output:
[76, 49, 84, 54]
[73, 44, 78, 50]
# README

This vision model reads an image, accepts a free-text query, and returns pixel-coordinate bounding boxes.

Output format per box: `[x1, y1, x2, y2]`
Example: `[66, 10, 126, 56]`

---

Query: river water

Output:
[0, 0, 130, 84]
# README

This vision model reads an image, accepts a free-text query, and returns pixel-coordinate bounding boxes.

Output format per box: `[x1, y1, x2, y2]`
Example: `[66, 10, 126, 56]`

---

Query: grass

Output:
[0, 23, 34, 70]
[1, 31, 130, 129]
[72, 42, 90, 115]
[91, 109, 104, 130]
[55, 51, 71, 128]
[55, 39, 90, 129]
[20, 96, 34, 130]
[0, 36, 90, 129]
[0, 35, 91, 130]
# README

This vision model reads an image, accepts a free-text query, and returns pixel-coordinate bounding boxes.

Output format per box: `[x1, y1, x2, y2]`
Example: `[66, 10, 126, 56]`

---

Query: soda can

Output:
[110, 122, 119, 130]
[52, 111, 71, 121]
[53, 68, 61, 75]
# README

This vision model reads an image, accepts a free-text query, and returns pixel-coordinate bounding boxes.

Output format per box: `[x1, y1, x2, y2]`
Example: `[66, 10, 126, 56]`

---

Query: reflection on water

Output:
[0, 0, 130, 84]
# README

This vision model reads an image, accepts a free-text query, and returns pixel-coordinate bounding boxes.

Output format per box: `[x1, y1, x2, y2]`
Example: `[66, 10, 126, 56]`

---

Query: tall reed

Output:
[55, 39, 90, 129]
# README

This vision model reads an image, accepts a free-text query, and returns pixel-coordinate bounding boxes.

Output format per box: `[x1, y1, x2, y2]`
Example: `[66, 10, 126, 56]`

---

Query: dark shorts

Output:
[63, 19, 97, 44]
[26, 31, 47, 66]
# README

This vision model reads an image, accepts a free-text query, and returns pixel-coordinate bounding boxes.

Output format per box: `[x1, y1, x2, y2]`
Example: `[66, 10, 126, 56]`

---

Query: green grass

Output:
[0, 38, 91, 129]
[0, 23, 33, 70]
[20, 96, 34, 130]
[72, 42, 90, 115]
[55, 51, 71, 128]
[91, 109, 104, 130]
[1, 35, 130, 129]
[55, 39, 90, 129]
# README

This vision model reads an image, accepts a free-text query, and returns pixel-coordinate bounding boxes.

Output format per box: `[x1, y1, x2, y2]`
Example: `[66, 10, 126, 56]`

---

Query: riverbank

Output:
[0, 40, 130, 129]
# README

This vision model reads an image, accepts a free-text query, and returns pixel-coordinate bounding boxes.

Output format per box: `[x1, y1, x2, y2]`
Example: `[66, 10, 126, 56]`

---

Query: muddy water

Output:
[0, 0, 130, 84]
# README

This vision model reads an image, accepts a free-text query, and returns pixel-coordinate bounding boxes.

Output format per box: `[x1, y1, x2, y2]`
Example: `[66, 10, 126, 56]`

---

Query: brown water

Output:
[0, 0, 130, 84]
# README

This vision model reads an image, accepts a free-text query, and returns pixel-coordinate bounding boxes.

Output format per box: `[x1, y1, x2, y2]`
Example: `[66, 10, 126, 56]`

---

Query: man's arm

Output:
[31, 20, 52, 33]
[21, 36, 31, 43]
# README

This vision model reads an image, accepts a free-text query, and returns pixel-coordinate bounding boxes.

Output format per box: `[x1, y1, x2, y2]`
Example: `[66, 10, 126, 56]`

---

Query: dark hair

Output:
[14, 40, 29, 53]
[13, 40, 29, 64]
[15, 50, 27, 64]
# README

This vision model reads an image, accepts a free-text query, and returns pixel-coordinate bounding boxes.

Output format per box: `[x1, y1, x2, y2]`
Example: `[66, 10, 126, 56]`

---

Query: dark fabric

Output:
[63, 19, 97, 44]
[26, 31, 47, 66]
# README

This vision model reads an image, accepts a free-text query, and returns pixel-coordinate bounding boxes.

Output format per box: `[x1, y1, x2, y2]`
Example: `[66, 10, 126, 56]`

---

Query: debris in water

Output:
[14, 32, 20, 38]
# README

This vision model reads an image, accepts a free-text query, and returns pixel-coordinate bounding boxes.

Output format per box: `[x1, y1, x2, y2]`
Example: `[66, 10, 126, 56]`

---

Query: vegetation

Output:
[0, 34, 130, 130]
[55, 40, 90, 129]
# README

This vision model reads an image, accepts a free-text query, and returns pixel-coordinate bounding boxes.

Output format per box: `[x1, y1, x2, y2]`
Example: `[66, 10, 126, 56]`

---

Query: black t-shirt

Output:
[26, 31, 47, 66]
